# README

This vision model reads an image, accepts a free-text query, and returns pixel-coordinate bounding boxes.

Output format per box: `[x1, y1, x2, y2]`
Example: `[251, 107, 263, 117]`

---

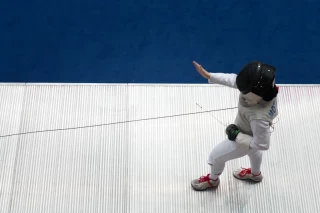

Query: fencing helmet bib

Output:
[236, 61, 278, 102]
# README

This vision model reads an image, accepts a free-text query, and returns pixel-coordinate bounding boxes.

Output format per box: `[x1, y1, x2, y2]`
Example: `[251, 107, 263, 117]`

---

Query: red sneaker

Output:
[233, 168, 263, 182]
[191, 174, 220, 191]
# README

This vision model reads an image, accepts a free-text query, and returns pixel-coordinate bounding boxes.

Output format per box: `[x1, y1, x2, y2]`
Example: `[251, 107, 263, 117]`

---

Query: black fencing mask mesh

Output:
[236, 61, 278, 101]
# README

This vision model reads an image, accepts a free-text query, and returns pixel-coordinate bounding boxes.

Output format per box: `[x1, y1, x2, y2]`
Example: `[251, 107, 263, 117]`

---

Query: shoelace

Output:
[239, 168, 251, 177]
[198, 174, 216, 187]
[239, 168, 261, 177]
[199, 174, 211, 183]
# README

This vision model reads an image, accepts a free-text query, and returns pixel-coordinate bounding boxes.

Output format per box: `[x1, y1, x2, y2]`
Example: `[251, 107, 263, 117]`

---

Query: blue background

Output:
[1, 0, 319, 84]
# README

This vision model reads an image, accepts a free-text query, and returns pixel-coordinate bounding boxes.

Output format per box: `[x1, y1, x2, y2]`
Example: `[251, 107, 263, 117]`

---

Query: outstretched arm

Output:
[208, 73, 238, 89]
[193, 61, 238, 89]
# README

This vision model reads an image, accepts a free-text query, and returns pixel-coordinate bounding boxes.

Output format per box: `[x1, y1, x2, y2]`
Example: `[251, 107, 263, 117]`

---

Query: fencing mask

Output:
[236, 61, 278, 103]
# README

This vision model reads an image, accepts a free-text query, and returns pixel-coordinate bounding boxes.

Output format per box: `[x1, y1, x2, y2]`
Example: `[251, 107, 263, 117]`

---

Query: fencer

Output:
[191, 60, 279, 191]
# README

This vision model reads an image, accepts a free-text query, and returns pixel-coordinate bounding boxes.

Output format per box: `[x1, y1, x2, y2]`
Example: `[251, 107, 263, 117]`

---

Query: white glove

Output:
[235, 132, 253, 149]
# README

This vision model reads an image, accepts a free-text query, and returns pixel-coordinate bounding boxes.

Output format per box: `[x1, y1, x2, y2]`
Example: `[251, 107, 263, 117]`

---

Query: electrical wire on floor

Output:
[0, 106, 238, 138]
[196, 103, 227, 127]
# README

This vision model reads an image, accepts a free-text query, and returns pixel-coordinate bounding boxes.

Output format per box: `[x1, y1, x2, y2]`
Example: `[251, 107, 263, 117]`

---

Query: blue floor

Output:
[1, 0, 320, 84]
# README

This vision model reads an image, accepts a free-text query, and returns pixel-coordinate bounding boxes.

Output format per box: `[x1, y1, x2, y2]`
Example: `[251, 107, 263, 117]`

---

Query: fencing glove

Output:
[226, 124, 252, 148]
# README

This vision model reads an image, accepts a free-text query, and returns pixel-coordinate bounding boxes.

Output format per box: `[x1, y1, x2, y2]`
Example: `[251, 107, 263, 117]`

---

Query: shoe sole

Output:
[191, 183, 219, 191]
[233, 174, 262, 182]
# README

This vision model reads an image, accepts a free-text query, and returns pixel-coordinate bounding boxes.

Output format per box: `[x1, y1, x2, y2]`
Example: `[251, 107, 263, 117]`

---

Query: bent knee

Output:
[208, 155, 224, 166]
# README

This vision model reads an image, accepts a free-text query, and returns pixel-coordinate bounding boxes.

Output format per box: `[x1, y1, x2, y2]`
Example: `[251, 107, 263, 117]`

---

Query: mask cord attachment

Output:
[270, 116, 280, 133]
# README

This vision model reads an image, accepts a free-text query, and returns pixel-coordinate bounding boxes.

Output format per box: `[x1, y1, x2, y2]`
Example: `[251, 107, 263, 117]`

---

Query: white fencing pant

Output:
[207, 138, 262, 180]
